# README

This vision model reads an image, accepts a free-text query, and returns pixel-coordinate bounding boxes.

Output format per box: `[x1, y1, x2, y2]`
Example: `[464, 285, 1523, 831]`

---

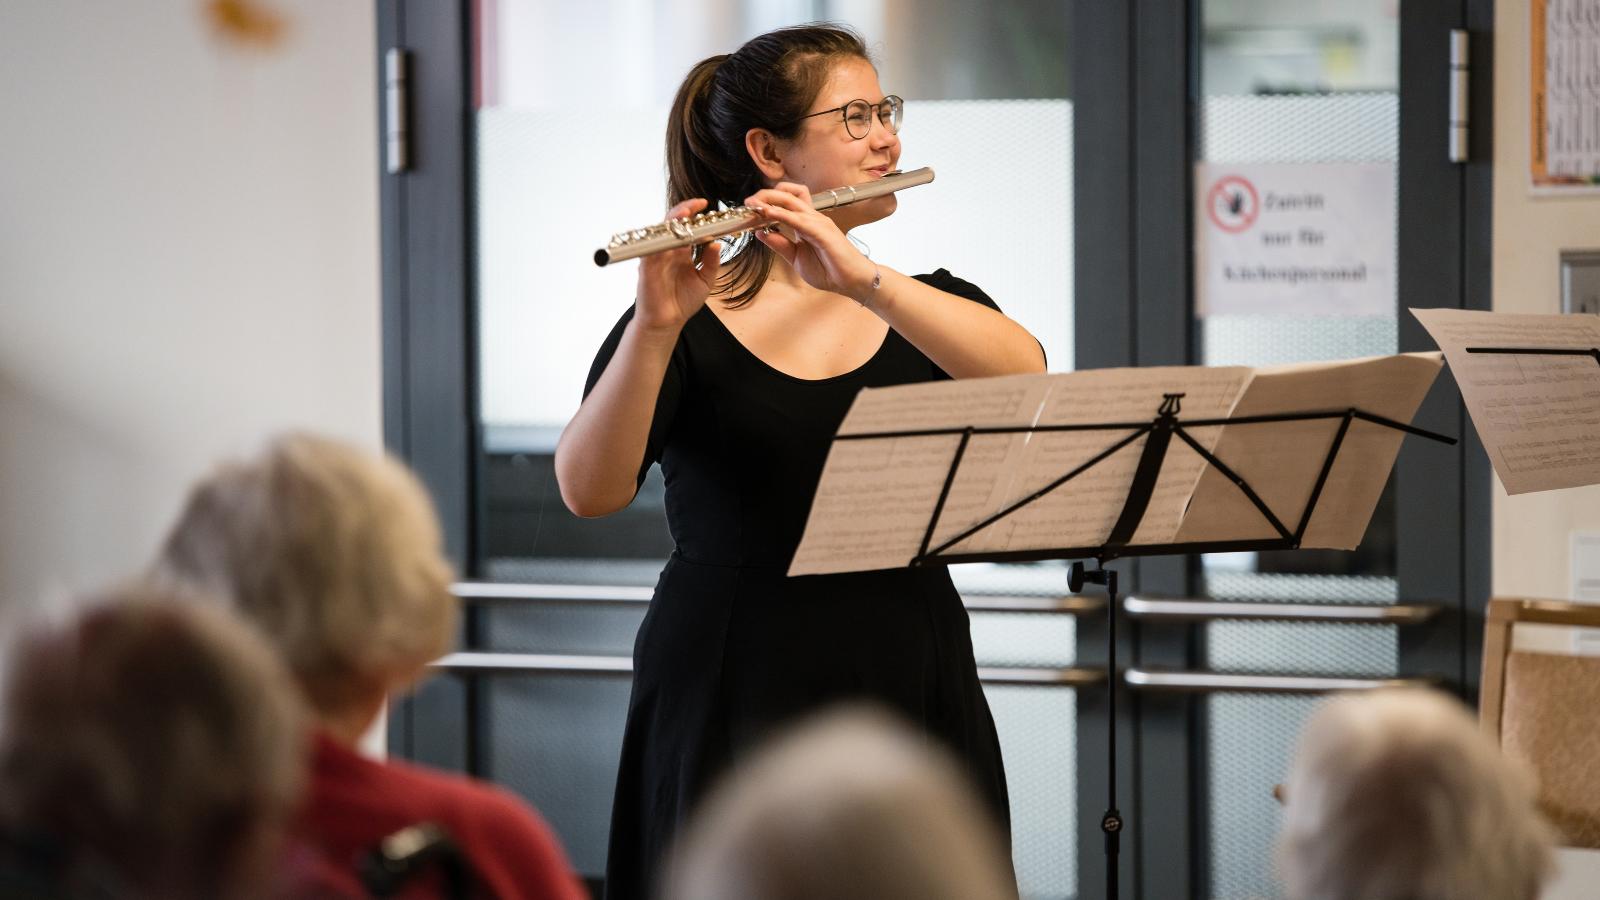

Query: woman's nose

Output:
[868, 119, 898, 150]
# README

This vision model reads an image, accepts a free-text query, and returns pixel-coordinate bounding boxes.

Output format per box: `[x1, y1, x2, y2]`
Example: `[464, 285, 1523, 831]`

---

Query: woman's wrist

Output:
[627, 313, 686, 352]
[847, 262, 885, 310]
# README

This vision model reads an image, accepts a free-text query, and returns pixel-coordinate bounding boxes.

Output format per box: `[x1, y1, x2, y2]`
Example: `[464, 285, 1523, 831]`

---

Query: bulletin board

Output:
[1532, 0, 1600, 190]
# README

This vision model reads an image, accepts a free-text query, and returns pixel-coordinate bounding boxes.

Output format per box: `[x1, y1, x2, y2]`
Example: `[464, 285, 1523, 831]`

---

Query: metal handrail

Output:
[432, 651, 1104, 687]
[978, 666, 1106, 687]
[434, 652, 632, 675]
[452, 582, 1103, 616]
[963, 594, 1105, 614]
[1124, 667, 1433, 694]
[453, 582, 654, 604]
[1123, 595, 1439, 625]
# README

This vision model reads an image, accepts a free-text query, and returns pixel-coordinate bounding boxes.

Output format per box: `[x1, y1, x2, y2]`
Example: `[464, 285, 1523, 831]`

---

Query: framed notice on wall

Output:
[1194, 162, 1395, 318]
[1532, 0, 1600, 190]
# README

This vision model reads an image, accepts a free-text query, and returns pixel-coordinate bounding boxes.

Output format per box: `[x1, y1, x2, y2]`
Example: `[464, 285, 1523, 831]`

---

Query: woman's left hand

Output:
[746, 183, 877, 302]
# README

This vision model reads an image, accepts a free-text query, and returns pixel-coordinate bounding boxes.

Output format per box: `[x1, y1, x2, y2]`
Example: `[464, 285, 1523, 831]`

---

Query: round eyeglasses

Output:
[792, 95, 904, 140]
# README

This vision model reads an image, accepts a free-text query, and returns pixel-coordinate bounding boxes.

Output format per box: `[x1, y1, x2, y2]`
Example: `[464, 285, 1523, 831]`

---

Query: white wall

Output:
[1492, 0, 1600, 601]
[0, 2, 380, 616]
[1493, 4, 1600, 896]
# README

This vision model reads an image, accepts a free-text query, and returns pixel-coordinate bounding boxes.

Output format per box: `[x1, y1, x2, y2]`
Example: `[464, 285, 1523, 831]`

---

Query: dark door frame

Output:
[377, 0, 478, 767]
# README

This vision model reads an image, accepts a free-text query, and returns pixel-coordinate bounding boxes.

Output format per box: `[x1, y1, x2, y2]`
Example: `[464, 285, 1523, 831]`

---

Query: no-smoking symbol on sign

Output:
[1206, 175, 1259, 233]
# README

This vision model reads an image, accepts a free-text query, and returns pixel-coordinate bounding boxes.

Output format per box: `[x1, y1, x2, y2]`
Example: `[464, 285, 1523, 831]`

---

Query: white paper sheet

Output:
[790, 366, 1251, 576]
[1412, 307, 1600, 494]
[1174, 352, 1444, 549]
[790, 354, 1446, 576]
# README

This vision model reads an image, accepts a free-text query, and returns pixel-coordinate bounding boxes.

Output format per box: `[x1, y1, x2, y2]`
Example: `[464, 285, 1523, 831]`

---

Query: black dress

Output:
[588, 270, 1014, 900]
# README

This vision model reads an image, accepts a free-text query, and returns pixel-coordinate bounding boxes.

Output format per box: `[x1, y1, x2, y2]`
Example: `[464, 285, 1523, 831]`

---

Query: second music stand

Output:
[836, 391, 1456, 900]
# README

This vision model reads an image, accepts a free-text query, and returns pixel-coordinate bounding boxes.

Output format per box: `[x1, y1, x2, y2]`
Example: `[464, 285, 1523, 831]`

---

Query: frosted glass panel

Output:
[1198, 2, 1401, 898]
[476, 99, 1072, 433]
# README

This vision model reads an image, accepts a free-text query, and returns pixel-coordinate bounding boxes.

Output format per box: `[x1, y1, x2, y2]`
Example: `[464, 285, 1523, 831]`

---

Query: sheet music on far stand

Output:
[1412, 307, 1600, 494]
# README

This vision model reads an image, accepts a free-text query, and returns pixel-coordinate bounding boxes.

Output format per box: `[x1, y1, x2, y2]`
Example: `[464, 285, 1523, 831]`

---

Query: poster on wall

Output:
[1531, 0, 1600, 191]
[1195, 162, 1395, 318]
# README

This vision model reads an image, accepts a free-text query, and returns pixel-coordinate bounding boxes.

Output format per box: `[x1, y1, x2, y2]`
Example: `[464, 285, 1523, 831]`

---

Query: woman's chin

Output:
[835, 196, 897, 231]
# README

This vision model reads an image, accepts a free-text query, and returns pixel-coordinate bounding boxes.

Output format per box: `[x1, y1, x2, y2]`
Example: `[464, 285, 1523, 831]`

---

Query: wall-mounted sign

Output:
[1195, 162, 1395, 317]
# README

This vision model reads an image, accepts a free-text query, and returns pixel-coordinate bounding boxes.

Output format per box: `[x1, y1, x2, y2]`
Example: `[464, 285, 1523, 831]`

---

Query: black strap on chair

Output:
[357, 822, 472, 899]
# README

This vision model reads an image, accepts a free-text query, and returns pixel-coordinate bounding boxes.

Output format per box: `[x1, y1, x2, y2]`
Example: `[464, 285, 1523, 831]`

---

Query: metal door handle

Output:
[1124, 667, 1433, 694]
[452, 582, 1105, 615]
[433, 651, 1104, 687]
[1123, 596, 1438, 624]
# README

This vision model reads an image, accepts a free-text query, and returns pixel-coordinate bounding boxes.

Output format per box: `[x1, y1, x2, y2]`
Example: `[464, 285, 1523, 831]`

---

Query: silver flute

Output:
[593, 167, 935, 267]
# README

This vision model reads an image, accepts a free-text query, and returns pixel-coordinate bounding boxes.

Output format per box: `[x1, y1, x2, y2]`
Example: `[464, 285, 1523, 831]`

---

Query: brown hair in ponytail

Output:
[665, 24, 871, 308]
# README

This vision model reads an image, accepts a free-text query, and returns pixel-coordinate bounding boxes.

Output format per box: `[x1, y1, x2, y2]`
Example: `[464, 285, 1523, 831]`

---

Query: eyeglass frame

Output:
[788, 95, 904, 140]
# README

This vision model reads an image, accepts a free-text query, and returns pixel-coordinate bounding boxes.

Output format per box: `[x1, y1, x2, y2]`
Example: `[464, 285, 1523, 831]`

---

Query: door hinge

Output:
[1449, 29, 1469, 163]
[386, 47, 410, 174]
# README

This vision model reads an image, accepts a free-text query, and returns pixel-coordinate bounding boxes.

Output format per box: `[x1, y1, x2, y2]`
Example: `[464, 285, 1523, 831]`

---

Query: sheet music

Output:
[936, 367, 1246, 555]
[788, 366, 1251, 575]
[790, 376, 1054, 576]
[1174, 352, 1444, 549]
[1413, 307, 1600, 493]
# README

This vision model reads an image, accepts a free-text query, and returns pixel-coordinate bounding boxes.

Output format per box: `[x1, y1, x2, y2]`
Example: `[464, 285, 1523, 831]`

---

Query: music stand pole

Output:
[1070, 561, 1123, 900]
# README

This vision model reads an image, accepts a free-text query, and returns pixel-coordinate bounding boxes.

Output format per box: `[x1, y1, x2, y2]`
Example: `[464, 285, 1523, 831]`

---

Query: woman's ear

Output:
[745, 128, 787, 184]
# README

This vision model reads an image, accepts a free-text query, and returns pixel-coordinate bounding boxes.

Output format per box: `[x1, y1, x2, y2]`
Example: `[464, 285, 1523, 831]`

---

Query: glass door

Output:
[1197, 4, 1403, 897]
[462, 2, 1083, 895]
[1123, 1, 1488, 897]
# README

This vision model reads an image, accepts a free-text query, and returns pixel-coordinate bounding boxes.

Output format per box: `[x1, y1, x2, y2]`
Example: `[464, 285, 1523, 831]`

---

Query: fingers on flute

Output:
[667, 197, 709, 220]
[746, 187, 810, 213]
[753, 227, 798, 265]
[773, 182, 811, 203]
[693, 242, 722, 282]
[745, 196, 806, 230]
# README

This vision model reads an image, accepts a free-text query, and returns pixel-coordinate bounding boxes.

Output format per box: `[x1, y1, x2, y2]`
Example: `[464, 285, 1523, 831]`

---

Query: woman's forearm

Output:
[554, 319, 680, 517]
[862, 268, 1047, 378]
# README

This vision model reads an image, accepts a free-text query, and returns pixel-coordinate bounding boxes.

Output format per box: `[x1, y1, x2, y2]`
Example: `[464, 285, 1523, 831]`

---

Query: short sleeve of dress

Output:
[912, 268, 1047, 377]
[582, 305, 685, 491]
[912, 268, 1002, 312]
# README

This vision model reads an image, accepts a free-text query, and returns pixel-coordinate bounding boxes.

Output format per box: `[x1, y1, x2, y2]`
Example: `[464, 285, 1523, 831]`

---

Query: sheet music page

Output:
[1412, 307, 1600, 494]
[1174, 352, 1444, 549]
[931, 366, 1249, 557]
[788, 375, 1055, 577]
[788, 366, 1251, 576]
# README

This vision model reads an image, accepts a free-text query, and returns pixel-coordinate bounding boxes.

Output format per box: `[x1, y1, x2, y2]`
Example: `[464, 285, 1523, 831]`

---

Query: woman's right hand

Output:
[633, 198, 723, 334]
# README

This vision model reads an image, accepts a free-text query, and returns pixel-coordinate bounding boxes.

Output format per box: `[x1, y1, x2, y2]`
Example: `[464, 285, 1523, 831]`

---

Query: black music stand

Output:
[1465, 345, 1600, 366]
[832, 392, 1455, 900]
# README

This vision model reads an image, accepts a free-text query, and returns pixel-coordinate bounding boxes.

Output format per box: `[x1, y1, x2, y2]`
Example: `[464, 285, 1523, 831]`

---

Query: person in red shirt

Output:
[153, 433, 588, 900]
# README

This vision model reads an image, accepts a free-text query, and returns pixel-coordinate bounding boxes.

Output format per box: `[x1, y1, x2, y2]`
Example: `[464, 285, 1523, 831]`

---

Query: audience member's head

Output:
[153, 433, 456, 737]
[663, 706, 1016, 900]
[1277, 687, 1554, 900]
[0, 585, 305, 899]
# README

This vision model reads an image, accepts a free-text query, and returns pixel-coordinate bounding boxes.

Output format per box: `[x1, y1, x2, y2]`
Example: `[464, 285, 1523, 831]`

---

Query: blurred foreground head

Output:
[1278, 687, 1553, 900]
[154, 433, 457, 721]
[664, 706, 1016, 900]
[0, 586, 305, 899]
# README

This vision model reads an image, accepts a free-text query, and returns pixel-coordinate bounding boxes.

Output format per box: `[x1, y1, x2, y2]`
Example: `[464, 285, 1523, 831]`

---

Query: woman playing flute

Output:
[555, 23, 1046, 899]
